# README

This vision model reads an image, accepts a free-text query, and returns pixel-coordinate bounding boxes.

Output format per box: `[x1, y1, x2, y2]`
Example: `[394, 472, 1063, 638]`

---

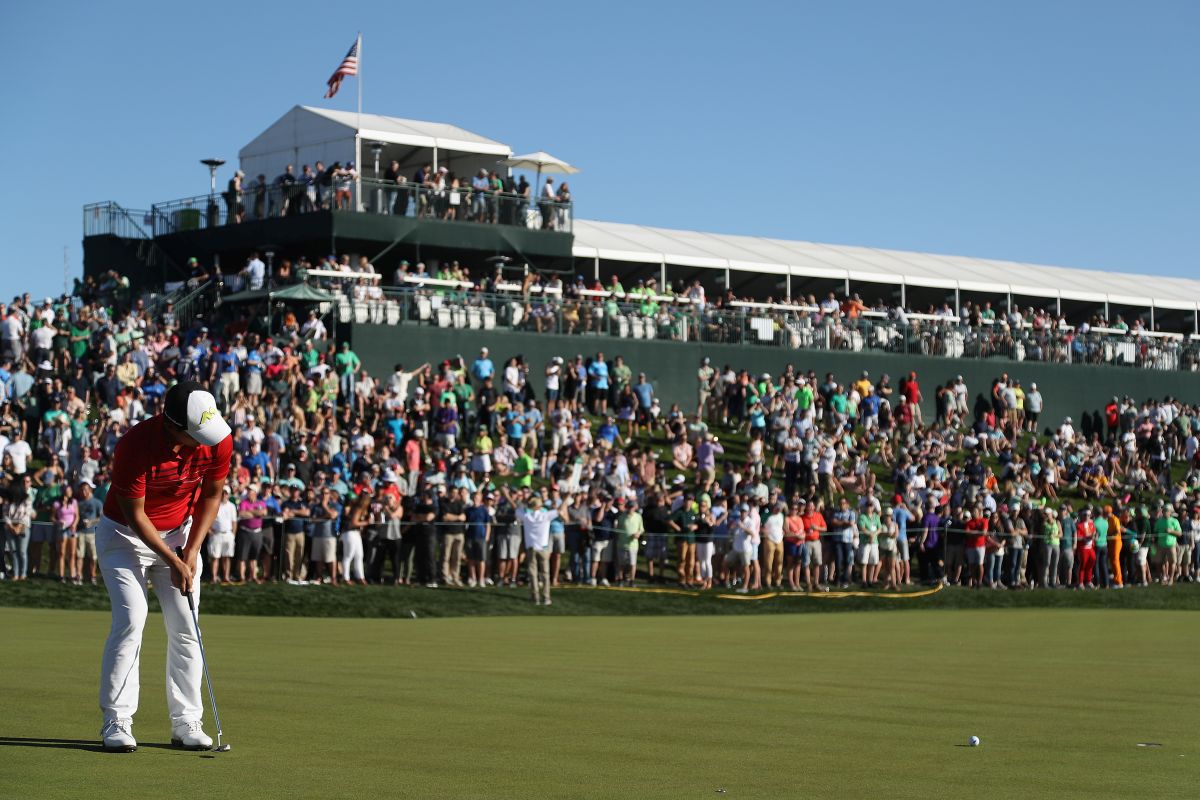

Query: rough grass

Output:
[4, 578, 1200, 619]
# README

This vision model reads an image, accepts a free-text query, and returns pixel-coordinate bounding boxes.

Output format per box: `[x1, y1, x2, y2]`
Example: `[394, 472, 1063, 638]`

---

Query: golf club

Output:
[176, 547, 231, 752]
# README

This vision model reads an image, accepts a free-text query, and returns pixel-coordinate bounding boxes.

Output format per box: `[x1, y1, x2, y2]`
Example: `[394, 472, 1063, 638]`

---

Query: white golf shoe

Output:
[101, 718, 137, 753]
[171, 719, 213, 750]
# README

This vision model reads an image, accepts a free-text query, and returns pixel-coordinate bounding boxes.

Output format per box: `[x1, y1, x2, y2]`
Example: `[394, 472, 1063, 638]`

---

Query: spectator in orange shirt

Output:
[841, 293, 867, 319]
[802, 500, 828, 592]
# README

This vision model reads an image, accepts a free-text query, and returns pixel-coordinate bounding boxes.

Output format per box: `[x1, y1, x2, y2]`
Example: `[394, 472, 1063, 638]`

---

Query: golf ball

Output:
[969, 736, 980, 747]
[409, 610, 418, 619]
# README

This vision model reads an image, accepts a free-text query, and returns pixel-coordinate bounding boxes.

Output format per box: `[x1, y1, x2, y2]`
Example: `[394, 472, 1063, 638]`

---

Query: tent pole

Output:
[354, 133, 362, 211]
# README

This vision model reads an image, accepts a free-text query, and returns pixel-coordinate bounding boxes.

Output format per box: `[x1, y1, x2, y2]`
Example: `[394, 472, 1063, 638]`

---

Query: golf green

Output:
[1, 607, 1195, 799]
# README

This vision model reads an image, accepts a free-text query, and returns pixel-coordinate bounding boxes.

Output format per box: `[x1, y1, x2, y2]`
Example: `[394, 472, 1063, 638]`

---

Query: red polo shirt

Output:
[964, 517, 989, 549]
[103, 416, 233, 531]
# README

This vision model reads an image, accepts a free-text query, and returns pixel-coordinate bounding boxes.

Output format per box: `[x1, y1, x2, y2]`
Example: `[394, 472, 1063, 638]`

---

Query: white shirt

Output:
[389, 370, 415, 400]
[30, 326, 55, 350]
[763, 512, 785, 544]
[301, 318, 327, 340]
[5, 439, 32, 473]
[245, 258, 266, 290]
[1, 316, 22, 339]
[516, 507, 554, 549]
[504, 365, 522, 394]
[214, 500, 237, 534]
[739, 513, 761, 546]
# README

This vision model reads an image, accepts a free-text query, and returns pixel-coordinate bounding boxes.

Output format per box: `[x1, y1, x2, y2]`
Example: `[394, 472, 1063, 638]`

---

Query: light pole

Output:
[370, 142, 386, 213]
[201, 158, 225, 228]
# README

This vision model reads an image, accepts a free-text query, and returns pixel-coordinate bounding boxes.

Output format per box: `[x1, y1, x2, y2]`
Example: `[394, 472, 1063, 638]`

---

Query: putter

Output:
[176, 547, 231, 752]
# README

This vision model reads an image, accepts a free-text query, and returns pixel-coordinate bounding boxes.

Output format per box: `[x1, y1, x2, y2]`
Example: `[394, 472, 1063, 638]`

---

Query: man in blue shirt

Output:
[214, 344, 240, 410]
[632, 372, 655, 436]
[522, 404, 544, 453]
[244, 441, 272, 481]
[470, 347, 494, 387]
[597, 416, 621, 449]
[891, 499, 917, 585]
[860, 391, 881, 432]
[587, 352, 610, 415]
[243, 346, 265, 398]
[505, 406, 526, 449]
[0, 359, 12, 400]
[309, 488, 341, 585]
[830, 497, 857, 588]
[464, 492, 492, 587]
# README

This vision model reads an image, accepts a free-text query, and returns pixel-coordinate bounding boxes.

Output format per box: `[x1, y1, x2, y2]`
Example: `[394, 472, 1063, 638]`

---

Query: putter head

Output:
[214, 743, 231, 752]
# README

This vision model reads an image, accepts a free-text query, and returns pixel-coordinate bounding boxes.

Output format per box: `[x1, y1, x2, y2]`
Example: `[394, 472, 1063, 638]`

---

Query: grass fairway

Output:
[1, 608, 1196, 800]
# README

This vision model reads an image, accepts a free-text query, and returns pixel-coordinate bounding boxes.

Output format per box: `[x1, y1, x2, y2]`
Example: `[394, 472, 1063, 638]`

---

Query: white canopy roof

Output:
[238, 106, 511, 180]
[571, 219, 1200, 309]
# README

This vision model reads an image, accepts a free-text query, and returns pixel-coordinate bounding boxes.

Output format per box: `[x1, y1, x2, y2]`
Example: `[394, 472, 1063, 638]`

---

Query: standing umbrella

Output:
[503, 151, 580, 188]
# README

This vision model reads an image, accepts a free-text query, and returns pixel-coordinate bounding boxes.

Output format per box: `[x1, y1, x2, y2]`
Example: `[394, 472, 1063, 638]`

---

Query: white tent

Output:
[238, 106, 512, 182]
[570, 218, 1200, 317]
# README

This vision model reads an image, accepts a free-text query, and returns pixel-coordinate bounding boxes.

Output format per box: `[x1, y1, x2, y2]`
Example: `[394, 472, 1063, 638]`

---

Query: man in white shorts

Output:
[97, 382, 232, 753]
[208, 487, 237, 583]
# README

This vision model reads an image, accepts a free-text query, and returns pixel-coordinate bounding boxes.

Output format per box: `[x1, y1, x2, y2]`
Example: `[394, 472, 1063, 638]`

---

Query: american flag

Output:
[324, 37, 360, 99]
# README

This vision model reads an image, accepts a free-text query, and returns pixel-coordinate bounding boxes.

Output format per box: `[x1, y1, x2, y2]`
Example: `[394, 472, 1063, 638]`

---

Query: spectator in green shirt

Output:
[335, 342, 361, 401]
[1154, 506, 1182, 585]
[615, 499, 644, 586]
[512, 448, 535, 489]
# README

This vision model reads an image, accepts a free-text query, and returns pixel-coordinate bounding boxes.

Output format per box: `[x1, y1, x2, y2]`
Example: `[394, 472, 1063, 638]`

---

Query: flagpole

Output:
[355, 32, 363, 211]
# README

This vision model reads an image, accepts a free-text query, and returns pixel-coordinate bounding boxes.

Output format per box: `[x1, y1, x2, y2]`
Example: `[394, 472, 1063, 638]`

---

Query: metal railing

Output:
[310, 284, 1200, 372]
[145, 178, 573, 235]
[356, 177, 573, 232]
[83, 202, 156, 239]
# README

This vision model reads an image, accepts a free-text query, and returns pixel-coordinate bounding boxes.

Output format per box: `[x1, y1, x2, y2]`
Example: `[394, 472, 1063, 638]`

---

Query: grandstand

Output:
[81, 105, 1200, 418]
[83, 106, 1200, 327]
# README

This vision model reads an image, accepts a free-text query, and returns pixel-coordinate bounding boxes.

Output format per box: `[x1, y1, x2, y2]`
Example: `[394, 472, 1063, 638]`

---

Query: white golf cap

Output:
[163, 381, 231, 446]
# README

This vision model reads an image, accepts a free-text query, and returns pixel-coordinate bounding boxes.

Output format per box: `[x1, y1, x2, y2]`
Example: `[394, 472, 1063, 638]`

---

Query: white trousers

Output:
[97, 515, 203, 726]
[341, 529, 364, 580]
[697, 542, 715, 580]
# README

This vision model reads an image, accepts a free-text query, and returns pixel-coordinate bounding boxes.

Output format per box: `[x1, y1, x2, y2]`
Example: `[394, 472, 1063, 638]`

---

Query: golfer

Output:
[97, 381, 232, 752]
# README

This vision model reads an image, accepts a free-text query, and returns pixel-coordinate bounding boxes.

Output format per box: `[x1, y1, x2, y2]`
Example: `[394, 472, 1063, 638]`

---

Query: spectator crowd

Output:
[1, 269, 1199, 609]
[215, 162, 572, 231]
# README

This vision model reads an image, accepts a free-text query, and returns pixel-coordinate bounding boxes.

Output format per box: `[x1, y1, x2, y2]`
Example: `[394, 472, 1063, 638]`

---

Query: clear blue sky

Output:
[2, 0, 1197, 299]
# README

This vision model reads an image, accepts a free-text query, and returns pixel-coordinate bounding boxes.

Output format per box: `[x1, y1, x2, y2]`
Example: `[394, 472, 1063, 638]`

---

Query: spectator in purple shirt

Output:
[918, 503, 944, 584]
[695, 433, 724, 492]
[436, 398, 460, 451]
[236, 485, 268, 584]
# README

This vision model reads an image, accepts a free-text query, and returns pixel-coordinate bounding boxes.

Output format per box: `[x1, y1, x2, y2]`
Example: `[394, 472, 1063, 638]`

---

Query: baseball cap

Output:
[163, 381, 231, 446]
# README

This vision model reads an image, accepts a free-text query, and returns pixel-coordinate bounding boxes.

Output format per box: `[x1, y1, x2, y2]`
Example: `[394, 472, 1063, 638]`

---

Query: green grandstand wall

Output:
[349, 324, 1200, 428]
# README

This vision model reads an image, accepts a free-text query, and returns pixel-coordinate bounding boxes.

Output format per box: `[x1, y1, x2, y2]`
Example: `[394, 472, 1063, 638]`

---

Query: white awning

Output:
[571, 219, 1200, 309]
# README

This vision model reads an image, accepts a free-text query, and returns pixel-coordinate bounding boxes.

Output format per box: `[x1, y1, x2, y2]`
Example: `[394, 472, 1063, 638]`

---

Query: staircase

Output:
[83, 202, 187, 284]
